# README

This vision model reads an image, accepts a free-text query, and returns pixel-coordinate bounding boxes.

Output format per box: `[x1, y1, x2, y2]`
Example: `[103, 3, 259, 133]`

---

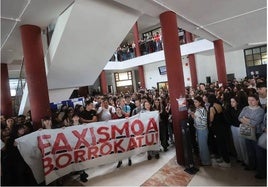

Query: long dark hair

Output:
[194, 96, 205, 108]
[207, 94, 221, 107]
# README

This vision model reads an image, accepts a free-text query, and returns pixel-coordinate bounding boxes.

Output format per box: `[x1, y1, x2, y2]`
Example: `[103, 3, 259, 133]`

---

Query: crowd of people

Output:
[1, 76, 267, 185]
[186, 76, 266, 180]
[110, 32, 163, 61]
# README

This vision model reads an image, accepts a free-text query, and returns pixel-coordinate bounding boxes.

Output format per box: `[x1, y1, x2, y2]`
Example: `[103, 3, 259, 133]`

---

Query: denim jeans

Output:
[196, 128, 211, 165]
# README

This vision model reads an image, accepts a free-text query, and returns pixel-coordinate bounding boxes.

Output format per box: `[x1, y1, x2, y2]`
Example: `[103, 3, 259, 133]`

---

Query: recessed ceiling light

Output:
[248, 42, 266, 46]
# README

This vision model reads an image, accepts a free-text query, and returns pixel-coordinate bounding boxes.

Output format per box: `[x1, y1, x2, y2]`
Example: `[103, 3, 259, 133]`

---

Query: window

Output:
[244, 45, 267, 67]
[114, 71, 133, 86]
[9, 79, 26, 96]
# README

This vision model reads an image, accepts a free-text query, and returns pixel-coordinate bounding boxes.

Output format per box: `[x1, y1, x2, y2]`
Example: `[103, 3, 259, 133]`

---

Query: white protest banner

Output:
[16, 111, 159, 184]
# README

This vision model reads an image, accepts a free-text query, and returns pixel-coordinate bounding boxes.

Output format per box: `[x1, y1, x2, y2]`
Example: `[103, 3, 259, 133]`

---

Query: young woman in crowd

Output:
[224, 96, 248, 165]
[208, 94, 231, 167]
[142, 101, 160, 160]
[112, 106, 125, 119]
[111, 107, 132, 168]
[62, 107, 75, 127]
[187, 98, 199, 155]
[238, 94, 265, 171]
[71, 113, 89, 182]
[152, 98, 169, 152]
[5, 118, 15, 131]
[190, 96, 211, 166]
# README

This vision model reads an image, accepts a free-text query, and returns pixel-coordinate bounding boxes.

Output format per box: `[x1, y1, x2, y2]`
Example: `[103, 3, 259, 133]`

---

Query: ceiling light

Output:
[248, 42, 267, 46]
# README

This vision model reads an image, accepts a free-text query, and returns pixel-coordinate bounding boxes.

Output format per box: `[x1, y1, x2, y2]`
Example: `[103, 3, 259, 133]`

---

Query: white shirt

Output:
[97, 105, 115, 121]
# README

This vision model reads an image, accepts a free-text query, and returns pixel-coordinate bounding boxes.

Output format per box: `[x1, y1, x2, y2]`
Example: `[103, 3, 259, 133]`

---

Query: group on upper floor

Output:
[110, 31, 163, 61]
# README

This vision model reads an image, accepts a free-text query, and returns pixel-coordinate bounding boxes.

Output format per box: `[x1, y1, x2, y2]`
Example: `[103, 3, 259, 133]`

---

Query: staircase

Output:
[45, 0, 141, 89]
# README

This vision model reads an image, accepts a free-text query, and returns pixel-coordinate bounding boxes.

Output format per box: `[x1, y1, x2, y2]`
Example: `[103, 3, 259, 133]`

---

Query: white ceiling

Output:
[1, 0, 267, 79]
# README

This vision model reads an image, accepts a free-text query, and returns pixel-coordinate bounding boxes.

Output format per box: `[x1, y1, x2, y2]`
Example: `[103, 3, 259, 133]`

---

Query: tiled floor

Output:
[141, 156, 193, 186]
[63, 145, 266, 186]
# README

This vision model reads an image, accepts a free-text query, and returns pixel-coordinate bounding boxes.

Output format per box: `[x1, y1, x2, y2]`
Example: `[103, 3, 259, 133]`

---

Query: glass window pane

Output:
[10, 89, 16, 97]
[116, 80, 132, 87]
[254, 59, 262, 66]
[247, 60, 254, 67]
[115, 73, 119, 81]
[246, 55, 253, 61]
[262, 59, 267, 64]
[245, 49, 252, 55]
[262, 52, 267, 59]
[119, 72, 128, 80]
[253, 48, 260, 54]
[127, 72, 132, 79]
[253, 54, 261, 60]
[261, 46, 267, 53]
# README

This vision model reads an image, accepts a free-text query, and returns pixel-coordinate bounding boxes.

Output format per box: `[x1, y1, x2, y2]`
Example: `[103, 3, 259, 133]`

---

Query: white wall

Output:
[143, 49, 247, 89]
[225, 50, 246, 81]
[195, 49, 247, 84]
[195, 54, 218, 83]
[143, 56, 191, 89]
[143, 61, 167, 89]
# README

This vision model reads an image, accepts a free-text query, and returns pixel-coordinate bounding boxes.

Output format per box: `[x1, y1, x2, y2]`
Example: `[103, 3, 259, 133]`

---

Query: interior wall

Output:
[224, 50, 247, 81]
[195, 49, 247, 84]
[143, 49, 247, 89]
[143, 57, 191, 89]
[195, 54, 218, 84]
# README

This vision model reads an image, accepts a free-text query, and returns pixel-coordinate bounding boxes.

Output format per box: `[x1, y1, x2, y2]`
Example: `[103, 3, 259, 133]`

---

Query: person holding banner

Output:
[152, 98, 169, 152]
[71, 113, 89, 182]
[132, 99, 142, 116]
[112, 106, 126, 120]
[41, 116, 53, 129]
[97, 98, 116, 121]
[112, 107, 133, 168]
[142, 101, 160, 160]
[119, 97, 131, 117]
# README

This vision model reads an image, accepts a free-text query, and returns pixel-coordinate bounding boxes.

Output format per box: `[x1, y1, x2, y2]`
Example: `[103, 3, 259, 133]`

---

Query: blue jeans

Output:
[196, 128, 211, 165]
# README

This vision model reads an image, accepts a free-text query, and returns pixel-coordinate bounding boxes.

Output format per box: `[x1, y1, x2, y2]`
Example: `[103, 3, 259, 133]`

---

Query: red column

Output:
[185, 31, 198, 88]
[20, 25, 51, 130]
[100, 70, 108, 94]
[160, 11, 187, 165]
[133, 22, 146, 89]
[1, 64, 13, 117]
[133, 22, 141, 57]
[213, 39, 227, 86]
[138, 66, 146, 89]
